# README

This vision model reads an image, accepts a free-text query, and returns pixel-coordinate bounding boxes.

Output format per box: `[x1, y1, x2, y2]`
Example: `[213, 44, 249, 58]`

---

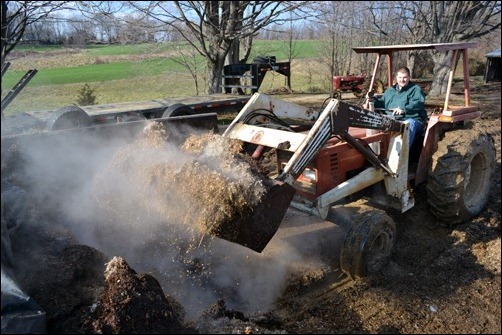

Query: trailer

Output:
[1, 94, 250, 136]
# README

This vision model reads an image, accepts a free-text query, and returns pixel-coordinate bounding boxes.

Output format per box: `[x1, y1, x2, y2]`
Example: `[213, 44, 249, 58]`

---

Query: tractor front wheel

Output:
[340, 206, 396, 279]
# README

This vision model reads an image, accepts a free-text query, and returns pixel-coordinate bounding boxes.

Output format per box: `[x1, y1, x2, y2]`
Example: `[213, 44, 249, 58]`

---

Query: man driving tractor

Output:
[364, 66, 427, 148]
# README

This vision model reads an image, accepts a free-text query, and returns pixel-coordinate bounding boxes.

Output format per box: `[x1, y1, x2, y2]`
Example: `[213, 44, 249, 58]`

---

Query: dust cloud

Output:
[7, 121, 306, 320]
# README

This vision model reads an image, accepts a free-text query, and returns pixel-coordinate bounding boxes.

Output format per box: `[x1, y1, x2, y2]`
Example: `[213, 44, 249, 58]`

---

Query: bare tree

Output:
[283, 10, 300, 89]
[65, 15, 97, 45]
[369, 1, 501, 96]
[128, 1, 312, 94]
[171, 41, 206, 96]
[311, 2, 380, 90]
[24, 16, 64, 44]
[92, 12, 119, 43]
[1, 1, 70, 64]
[116, 15, 157, 44]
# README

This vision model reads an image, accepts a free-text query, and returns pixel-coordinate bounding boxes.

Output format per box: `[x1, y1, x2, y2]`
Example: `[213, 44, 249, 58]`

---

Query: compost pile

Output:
[92, 122, 267, 237]
[1, 80, 500, 334]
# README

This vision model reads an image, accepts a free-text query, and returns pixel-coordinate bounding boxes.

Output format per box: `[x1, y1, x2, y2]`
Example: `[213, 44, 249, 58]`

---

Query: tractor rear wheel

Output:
[46, 106, 92, 131]
[340, 206, 396, 279]
[427, 129, 496, 225]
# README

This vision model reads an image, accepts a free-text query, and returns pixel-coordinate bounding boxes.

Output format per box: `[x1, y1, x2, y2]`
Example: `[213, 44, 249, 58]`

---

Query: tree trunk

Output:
[428, 51, 452, 96]
[407, 52, 416, 79]
[207, 57, 225, 94]
[225, 40, 246, 94]
[226, 40, 240, 65]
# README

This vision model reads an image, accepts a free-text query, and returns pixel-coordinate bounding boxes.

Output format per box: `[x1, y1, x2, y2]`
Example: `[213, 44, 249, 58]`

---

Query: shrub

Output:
[469, 58, 486, 76]
[76, 83, 97, 105]
[94, 57, 107, 64]
[413, 52, 434, 78]
[308, 85, 325, 93]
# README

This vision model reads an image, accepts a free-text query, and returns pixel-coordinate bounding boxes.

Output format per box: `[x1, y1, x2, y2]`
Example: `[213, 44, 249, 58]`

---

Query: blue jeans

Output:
[404, 118, 425, 149]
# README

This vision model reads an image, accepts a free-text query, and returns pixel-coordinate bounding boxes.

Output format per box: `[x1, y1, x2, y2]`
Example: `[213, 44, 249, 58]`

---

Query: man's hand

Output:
[363, 94, 372, 110]
[392, 107, 404, 116]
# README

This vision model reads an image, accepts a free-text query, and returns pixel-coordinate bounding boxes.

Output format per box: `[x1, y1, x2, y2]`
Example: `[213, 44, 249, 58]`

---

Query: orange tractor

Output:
[216, 42, 496, 279]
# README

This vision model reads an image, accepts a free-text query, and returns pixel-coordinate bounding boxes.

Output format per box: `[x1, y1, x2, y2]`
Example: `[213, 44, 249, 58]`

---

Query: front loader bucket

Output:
[208, 179, 296, 253]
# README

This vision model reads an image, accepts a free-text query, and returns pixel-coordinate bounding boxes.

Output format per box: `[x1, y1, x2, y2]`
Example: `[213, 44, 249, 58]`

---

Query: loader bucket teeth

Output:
[208, 180, 296, 253]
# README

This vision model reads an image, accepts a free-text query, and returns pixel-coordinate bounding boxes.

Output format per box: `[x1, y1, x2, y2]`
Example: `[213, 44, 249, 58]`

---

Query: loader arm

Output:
[289, 101, 413, 219]
[279, 99, 404, 184]
[330, 101, 404, 176]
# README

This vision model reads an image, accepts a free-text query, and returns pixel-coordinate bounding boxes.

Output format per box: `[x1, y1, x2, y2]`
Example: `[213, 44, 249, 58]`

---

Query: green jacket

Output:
[374, 82, 427, 122]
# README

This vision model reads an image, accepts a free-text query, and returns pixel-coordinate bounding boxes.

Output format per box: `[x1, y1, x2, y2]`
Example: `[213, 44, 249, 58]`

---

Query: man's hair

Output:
[396, 66, 411, 76]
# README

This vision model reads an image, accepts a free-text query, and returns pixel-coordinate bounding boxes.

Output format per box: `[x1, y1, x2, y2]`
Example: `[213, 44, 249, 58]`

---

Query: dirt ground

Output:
[1, 80, 500, 334]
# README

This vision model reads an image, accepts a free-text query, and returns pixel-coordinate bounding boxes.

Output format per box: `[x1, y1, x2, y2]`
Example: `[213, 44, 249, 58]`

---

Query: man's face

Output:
[396, 71, 410, 89]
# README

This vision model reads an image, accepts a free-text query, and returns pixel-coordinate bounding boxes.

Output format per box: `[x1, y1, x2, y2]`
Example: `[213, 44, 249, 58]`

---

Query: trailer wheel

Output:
[340, 207, 396, 279]
[427, 129, 495, 225]
[162, 103, 194, 117]
[46, 106, 91, 130]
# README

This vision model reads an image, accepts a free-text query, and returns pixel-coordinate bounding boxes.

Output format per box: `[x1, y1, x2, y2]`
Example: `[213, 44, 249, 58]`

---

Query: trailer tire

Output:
[340, 207, 396, 280]
[162, 103, 194, 117]
[46, 106, 91, 131]
[427, 129, 495, 225]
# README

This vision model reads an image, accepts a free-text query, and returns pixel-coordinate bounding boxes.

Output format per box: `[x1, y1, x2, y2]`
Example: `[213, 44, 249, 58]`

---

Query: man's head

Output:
[395, 66, 411, 89]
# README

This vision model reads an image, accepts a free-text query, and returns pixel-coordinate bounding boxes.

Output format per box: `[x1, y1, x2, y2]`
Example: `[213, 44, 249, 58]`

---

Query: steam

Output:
[4, 121, 310, 320]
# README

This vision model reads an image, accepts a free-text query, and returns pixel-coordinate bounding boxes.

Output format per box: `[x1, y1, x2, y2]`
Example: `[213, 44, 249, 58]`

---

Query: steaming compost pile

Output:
[1, 80, 500, 334]
[91, 122, 268, 244]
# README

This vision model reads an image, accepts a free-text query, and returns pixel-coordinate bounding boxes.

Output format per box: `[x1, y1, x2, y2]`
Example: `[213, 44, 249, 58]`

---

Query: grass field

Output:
[2, 40, 335, 115]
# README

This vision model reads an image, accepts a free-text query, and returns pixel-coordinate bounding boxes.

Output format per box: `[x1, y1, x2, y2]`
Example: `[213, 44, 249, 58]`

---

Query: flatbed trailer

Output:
[1, 94, 250, 136]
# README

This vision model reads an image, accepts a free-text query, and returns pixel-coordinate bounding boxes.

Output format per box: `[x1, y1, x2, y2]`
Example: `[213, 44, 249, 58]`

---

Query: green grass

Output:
[1, 57, 191, 88]
[2, 40, 325, 89]
[250, 40, 323, 60]
[82, 40, 323, 59]
[1, 40, 336, 115]
[4, 63, 135, 86]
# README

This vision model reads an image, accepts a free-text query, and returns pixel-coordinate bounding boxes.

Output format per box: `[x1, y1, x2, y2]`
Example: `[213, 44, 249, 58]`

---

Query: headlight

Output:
[302, 168, 316, 182]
